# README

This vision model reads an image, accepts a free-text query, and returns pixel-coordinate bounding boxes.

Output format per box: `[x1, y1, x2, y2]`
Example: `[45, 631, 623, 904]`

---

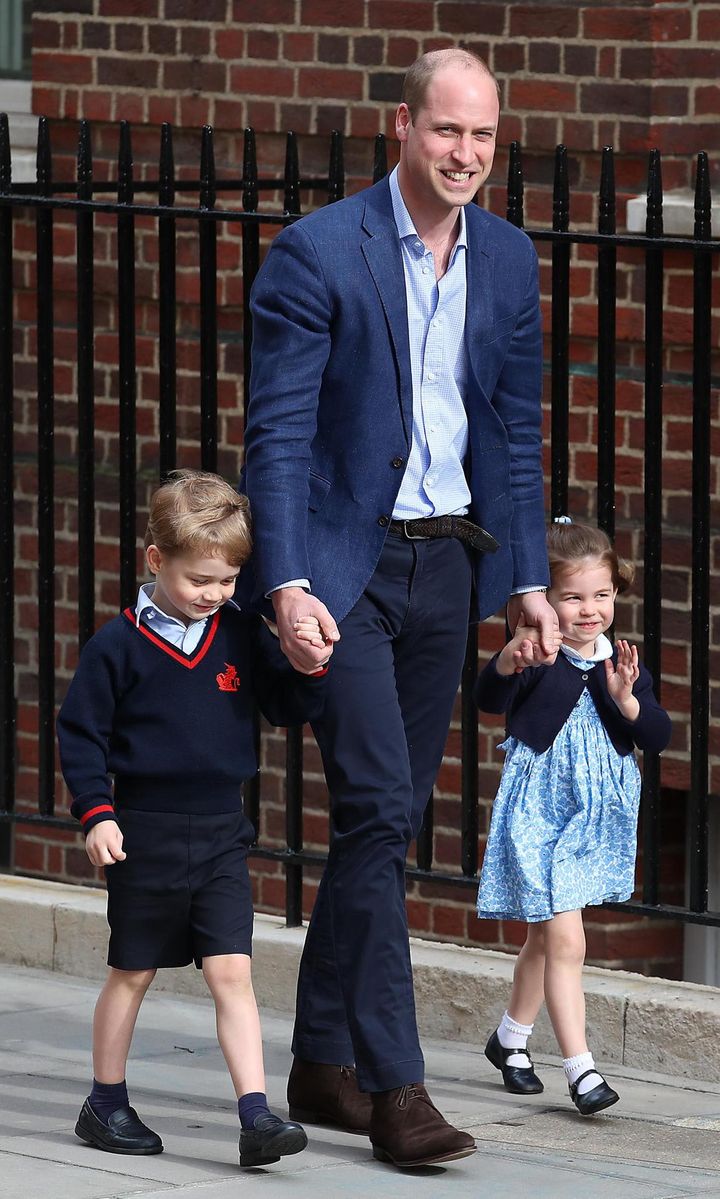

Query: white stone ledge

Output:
[2, 873, 720, 1081]
[626, 189, 720, 237]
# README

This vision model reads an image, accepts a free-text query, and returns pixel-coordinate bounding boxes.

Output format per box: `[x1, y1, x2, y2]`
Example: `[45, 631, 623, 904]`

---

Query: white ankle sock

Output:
[497, 1011, 534, 1068]
[563, 1052, 603, 1095]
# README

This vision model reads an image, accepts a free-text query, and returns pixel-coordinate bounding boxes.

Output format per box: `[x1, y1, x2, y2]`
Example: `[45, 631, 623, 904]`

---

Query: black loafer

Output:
[569, 1070, 619, 1116]
[239, 1111, 308, 1168]
[485, 1029, 544, 1095]
[75, 1098, 163, 1154]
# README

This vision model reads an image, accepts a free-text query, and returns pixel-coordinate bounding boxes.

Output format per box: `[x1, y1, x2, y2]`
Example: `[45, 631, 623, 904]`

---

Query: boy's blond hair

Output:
[144, 470, 252, 568]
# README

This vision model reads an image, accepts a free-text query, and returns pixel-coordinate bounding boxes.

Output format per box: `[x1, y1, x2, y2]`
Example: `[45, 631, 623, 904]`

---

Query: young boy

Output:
[57, 470, 329, 1168]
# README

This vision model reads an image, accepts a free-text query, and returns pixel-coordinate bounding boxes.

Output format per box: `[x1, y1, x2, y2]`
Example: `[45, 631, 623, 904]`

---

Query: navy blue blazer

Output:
[474, 649, 672, 756]
[242, 176, 550, 624]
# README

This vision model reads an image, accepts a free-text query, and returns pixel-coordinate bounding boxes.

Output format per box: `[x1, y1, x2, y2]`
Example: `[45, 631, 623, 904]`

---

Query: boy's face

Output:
[146, 547, 239, 626]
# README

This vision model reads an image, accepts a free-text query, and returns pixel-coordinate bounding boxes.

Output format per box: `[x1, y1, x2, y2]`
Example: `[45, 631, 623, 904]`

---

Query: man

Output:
[243, 48, 557, 1169]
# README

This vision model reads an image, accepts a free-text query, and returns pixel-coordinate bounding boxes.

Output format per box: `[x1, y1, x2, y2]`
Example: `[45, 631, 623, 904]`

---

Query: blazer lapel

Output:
[464, 206, 494, 388]
[361, 183, 413, 446]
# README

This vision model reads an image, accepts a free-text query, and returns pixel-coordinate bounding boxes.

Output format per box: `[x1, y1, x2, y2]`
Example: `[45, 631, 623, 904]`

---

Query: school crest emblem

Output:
[216, 663, 240, 692]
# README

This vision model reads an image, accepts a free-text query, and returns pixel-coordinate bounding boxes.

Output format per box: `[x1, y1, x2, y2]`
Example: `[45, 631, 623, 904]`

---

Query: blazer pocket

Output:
[485, 313, 518, 344]
[308, 469, 332, 512]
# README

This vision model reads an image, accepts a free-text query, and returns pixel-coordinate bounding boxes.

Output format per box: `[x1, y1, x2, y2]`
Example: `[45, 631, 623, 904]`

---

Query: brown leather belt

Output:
[389, 516, 499, 554]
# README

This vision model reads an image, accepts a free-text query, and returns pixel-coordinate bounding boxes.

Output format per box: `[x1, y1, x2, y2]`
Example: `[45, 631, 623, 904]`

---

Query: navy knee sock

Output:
[88, 1078, 129, 1123]
[238, 1091, 270, 1129]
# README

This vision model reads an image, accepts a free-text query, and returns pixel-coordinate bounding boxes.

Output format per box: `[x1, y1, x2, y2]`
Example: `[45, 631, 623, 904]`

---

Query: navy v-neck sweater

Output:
[57, 605, 326, 833]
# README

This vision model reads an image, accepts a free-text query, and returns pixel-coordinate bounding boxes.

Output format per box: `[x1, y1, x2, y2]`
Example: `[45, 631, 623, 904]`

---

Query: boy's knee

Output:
[202, 953, 253, 994]
[108, 966, 156, 992]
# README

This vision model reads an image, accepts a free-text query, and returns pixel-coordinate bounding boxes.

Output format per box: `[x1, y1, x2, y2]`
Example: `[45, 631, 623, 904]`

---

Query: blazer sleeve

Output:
[487, 244, 550, 591]
[244, 222, 333, 597]
[618, 661, 672, 754]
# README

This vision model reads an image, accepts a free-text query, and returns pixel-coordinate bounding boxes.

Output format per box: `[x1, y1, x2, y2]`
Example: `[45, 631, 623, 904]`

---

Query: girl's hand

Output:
[605, 639, 640, 721]
[497, 616, 563, 676]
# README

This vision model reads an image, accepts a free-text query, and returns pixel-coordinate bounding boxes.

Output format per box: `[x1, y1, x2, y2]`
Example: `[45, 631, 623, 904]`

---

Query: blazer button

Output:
[378, 515, 390, 527]
[391, 457, 405, 469]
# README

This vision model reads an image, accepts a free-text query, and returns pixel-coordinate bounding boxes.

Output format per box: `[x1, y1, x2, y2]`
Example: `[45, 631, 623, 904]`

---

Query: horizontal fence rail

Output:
[0, 117, 719, 932]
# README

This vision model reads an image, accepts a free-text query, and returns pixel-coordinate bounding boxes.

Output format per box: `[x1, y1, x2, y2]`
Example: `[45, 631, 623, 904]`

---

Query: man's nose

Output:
[451, 133, 475, 162]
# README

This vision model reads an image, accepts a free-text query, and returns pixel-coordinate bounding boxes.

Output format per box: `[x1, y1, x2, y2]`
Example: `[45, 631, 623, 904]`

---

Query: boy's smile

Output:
[146, 546, 239, 627]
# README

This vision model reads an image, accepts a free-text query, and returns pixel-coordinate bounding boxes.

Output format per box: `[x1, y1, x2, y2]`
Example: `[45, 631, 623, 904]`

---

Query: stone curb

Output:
[1, 873, 719, 1081]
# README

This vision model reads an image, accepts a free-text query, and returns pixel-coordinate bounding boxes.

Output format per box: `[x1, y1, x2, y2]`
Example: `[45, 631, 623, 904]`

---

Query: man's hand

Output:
[496, 614, 563, 675]
[85, 821, 126, 867]
[506, 591, 560, 663]
[271, 587, 340, 674]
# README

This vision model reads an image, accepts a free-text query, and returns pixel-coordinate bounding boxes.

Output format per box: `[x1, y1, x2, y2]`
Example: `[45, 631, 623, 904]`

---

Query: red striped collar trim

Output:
[123, 607, 221, 668]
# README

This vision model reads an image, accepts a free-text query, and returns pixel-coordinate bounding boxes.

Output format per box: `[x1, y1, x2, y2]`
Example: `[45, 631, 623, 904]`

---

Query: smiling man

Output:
[242, 49, 557, 1170]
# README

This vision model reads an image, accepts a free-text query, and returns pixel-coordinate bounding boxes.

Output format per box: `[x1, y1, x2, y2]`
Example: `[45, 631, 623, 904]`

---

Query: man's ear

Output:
[395, 102, 411, 143]
[146, 544, 163, 575]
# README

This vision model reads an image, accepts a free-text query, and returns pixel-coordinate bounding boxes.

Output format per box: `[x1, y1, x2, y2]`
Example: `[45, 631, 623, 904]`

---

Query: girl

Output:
[475, 521, 671, 1116]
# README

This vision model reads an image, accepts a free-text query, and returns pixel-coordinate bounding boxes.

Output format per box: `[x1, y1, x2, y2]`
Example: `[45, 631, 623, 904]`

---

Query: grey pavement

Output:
[2, 963, 720, 1199]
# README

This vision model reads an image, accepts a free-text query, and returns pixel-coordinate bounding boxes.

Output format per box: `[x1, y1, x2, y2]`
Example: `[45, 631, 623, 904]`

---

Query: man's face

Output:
[396, 66, 499, 216]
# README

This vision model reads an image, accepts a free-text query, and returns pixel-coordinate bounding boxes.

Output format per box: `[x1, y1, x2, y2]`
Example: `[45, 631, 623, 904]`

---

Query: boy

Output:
[57, 470, 328, 1168]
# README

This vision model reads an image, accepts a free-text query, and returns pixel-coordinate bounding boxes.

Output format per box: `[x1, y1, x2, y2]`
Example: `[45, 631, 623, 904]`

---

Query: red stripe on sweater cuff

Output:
[80, 804, 115, 826]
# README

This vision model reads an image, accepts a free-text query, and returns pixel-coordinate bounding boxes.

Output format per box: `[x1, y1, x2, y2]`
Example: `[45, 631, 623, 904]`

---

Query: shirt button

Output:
[378, 515, 390, 527]
[428, 372, 436, 381]
[391, 457, 405, 469]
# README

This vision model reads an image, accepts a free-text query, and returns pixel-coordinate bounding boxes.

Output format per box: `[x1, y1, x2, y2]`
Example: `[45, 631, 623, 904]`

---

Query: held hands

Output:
[604, 639, 640, 721]
[496, 613, 564, 676]
[85, 820, 126, 867]
[272, 587, 340, 675]
[506, 592, 561, 663]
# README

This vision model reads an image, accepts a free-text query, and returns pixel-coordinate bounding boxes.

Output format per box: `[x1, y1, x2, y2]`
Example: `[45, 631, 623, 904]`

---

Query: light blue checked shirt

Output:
[134, 582, 239, 654]
[389, 166, 471, 520]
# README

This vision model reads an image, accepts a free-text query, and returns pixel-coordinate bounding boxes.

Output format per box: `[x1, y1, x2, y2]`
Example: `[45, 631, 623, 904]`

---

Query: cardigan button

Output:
[581, 673, 589, 681]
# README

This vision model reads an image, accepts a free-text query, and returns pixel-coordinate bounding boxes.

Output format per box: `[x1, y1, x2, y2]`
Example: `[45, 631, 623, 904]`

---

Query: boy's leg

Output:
[202, 953, 308, 1168]
[75, 966, 163, 1155]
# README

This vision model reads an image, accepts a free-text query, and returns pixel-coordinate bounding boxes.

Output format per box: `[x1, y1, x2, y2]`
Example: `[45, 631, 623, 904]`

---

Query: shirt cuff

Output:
[267, 579, 311, 597]
[510, 585, 548, 595]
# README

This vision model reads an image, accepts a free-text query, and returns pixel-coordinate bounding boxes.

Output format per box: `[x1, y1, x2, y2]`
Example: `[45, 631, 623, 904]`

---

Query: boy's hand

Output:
[271, 587, 339, 674]
[497, 614, 563, 676]
[293, 615, 326, 649]
[85, 821, 126, 867]
[605, 639, 640, 721]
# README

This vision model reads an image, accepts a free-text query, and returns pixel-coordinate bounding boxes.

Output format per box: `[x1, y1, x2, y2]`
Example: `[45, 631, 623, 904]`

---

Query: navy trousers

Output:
[292, 531, 474, 1091]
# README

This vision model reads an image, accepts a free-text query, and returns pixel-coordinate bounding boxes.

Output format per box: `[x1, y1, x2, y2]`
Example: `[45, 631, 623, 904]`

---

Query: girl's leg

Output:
[202, 953, 265, 1097]
[542, 910, 587, 1058]
[507, 923, 546, 1026]
[93, 966, 157, 1083]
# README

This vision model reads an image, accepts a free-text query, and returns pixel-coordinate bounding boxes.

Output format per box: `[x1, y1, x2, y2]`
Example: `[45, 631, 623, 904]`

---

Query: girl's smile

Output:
[547, 559, 617, 658]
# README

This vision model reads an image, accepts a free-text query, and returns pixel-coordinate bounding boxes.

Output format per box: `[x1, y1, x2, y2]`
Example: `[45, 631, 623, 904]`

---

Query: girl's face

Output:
[547, 558, 617, 657]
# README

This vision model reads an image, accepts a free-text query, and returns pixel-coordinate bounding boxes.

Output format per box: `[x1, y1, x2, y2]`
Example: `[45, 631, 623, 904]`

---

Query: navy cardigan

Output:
[474, 648, 671, 756]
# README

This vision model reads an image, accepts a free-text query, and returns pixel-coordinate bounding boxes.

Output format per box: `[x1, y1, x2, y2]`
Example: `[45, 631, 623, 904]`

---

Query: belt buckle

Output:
[402, 519, 431, 541]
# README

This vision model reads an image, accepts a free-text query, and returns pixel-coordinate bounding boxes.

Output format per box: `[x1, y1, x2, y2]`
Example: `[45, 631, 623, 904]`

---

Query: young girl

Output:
[475, 521, 671, 1116]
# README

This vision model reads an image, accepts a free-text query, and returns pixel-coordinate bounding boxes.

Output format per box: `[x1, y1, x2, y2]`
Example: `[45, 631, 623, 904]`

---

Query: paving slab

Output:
[1, 963, 720, 1199]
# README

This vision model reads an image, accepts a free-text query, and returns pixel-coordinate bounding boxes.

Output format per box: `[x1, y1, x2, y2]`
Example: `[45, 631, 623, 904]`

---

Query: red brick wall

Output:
[8, 0, 720, 979]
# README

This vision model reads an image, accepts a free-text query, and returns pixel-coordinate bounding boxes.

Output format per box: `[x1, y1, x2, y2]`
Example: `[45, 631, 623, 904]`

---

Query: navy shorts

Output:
[105, 808, 255, 971]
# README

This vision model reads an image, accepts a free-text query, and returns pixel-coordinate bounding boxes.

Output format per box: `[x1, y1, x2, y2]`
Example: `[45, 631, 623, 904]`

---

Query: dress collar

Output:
[560, 632, 614, 670]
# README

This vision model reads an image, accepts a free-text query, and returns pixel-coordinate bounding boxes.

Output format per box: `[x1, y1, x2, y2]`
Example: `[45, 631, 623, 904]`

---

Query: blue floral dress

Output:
[476, 640, 641, 923]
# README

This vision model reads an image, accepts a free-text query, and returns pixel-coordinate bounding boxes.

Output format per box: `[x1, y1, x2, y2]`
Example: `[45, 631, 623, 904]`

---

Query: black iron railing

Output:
[0, 116, 718, 928]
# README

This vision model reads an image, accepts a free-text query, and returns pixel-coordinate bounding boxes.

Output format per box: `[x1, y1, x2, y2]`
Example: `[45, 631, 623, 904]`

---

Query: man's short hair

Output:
[401, 48, 499, 119]
[144, 469, 252, 567]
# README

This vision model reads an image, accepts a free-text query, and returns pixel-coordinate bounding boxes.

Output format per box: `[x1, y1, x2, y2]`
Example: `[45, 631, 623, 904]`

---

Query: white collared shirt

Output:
[134, 582, 238, 655]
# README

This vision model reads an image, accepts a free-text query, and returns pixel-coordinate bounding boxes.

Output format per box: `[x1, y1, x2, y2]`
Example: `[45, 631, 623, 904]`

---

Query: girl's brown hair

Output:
[144, 469, 252, 568]
[546, 521, 634, 594]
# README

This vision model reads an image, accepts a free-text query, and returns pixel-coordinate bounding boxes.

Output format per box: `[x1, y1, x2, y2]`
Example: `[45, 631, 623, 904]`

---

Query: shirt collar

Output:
[134, 582, 239, 629]
[388, 165, 468, 252]
[560, 632, 614, 669]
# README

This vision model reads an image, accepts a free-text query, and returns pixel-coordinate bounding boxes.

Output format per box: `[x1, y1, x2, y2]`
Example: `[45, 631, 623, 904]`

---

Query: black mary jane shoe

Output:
[569, 1070, 619, 1116]
[239, 1111, 308, 1168]
[484, 1029, 544, 1095]
[75, 1098, 163, 1154]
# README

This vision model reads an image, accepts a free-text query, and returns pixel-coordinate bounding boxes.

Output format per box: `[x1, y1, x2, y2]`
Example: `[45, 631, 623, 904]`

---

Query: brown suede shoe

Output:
[287, 1058, 372, 1134]
[369, 1084, 476, 1168]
